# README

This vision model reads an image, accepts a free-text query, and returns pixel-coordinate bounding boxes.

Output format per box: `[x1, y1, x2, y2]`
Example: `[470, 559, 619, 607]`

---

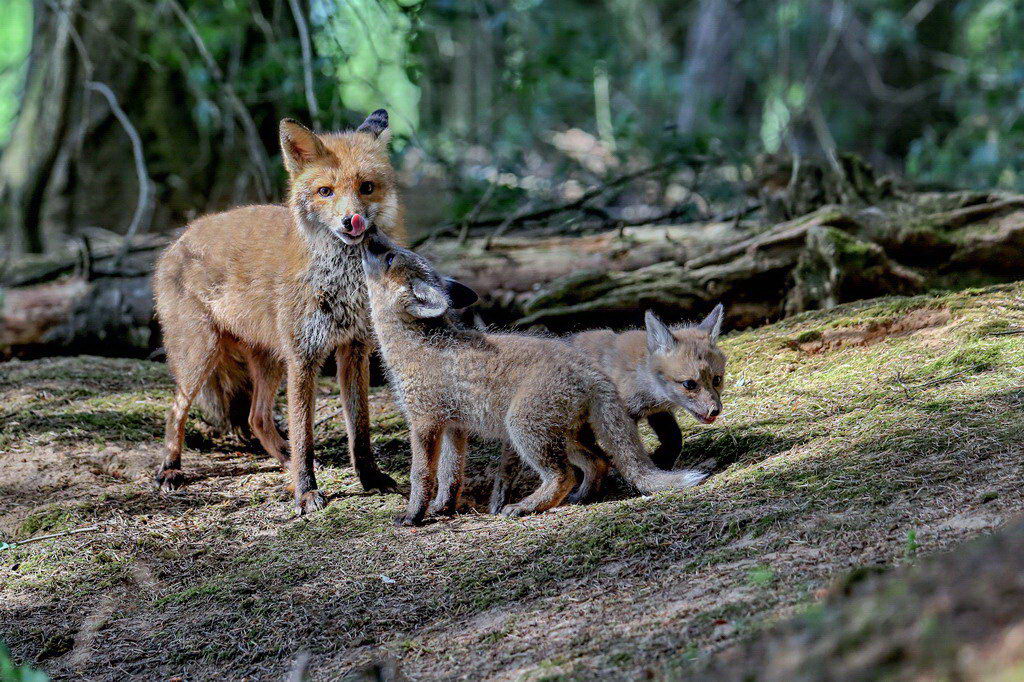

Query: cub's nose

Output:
[708, 407, 721, 418]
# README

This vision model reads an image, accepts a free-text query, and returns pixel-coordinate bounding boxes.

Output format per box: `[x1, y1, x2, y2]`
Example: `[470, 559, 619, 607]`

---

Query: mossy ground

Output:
[2, 283, 1024, 680]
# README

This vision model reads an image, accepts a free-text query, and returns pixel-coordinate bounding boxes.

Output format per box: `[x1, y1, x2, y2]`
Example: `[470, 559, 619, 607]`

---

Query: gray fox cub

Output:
[360, 234, 706, 526]
[488, 306, 727, 512]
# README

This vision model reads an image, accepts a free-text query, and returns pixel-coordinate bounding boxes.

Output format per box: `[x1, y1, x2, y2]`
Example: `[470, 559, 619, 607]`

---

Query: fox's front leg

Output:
[398, 421, 443, 526]
[287, 357, 325, 514]
[429, 427, 467, 516]
[648, 411, 683, 470]
[336, 342, 397, 492]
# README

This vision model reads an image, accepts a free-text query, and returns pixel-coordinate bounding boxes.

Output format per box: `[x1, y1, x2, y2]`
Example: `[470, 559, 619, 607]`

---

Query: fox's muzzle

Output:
[361, 232, 392, 279]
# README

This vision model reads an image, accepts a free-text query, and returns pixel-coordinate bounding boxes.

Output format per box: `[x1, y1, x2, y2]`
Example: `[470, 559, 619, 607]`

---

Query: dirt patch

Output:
[2, 283, 1024, 680]
[787, 308, 951, 354]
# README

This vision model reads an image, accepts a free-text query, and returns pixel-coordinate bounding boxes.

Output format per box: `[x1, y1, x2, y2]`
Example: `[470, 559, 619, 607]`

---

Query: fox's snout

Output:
[341, 213, 367, 237]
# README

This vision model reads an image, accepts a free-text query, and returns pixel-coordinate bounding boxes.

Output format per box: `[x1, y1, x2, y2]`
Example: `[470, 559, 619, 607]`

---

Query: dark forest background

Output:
[1, 0, 1023, 255]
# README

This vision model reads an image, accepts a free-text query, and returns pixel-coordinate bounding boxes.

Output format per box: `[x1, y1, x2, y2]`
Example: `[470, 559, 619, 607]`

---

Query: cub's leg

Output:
[564, 444, 610, 505]
[429, 426, 467, 516]
[241, 346, 288, 467]
[157, 324, 222, 491]
[488, 444, 519, 514]
[500, 416, 576, 517]
[648, 411, 683, 470]
[335, 342, 397, 492]
[397, 420, 444, 526]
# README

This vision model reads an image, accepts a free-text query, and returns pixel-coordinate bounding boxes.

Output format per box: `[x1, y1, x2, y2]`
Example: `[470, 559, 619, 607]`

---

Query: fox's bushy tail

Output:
[193, 348, 252, 437]
[587, 386, 706, 494]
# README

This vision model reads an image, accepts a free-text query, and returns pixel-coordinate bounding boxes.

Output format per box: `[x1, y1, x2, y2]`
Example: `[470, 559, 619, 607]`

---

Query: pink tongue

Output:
[348, 213, 366, 236]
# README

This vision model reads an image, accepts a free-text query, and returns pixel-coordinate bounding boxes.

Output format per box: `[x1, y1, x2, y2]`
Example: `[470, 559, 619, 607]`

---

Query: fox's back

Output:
[155, 204, 313, 349]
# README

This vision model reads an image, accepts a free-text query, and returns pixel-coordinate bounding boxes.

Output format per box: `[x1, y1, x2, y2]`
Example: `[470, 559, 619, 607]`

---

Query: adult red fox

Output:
[153, 110, 403, 514]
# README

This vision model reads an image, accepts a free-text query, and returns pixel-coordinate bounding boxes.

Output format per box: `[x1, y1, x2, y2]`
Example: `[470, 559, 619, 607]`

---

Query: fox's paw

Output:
[359, 469, 399, 494]
[296, 490, 327, 515]
[154, 466, 185, 492]
[393, 513, 424, 527]
[499, 503, 530, 518]
[427, 500, 459, 517]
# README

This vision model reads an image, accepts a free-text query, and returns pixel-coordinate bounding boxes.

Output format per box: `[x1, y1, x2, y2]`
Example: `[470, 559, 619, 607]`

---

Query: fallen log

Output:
[3, 193, 1024, 357]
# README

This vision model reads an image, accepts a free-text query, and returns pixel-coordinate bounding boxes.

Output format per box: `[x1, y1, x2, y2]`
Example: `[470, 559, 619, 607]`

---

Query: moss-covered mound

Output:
[1, 282, 1023, 680]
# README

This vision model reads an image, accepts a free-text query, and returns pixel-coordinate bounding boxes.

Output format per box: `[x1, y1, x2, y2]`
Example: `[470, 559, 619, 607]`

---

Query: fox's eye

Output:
[712, 375, 722, 387]
[317, 186, 333, 197]
[681, 379, 698, 391]
[359, 181, 375, 195]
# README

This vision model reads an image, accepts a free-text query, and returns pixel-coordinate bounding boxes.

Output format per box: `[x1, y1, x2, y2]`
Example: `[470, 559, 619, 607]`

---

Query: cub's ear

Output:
[280, 119, 331, 175]
[444, 278, 479, 309]
[698, 303, 724, 342]
[408, 279, 450, 318]
[357, 108, 391, 144]
[645, 310, 675, 356]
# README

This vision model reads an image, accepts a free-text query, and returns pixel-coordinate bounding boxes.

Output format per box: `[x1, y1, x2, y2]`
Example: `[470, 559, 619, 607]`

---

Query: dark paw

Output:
[296, 490, 327, 515]
[359, 469, 399, 494]
[394, 513, 423, 527]
[155, 467, 185, 492]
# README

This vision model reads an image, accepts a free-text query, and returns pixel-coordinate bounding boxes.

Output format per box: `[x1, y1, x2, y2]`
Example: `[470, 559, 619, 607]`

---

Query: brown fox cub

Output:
[488, 306, 727, 512]
[360, 234, 707, 526]
[153, 109, 404, 514]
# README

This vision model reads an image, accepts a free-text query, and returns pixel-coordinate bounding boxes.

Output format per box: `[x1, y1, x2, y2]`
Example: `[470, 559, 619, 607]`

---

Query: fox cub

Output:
[488, 306, 727, 512]
[153, 109, 404, 514]
[360, 234, 707, 526]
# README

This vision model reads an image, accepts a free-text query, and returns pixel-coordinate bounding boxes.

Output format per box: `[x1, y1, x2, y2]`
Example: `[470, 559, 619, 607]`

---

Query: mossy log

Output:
[3, 194, 1024, 357]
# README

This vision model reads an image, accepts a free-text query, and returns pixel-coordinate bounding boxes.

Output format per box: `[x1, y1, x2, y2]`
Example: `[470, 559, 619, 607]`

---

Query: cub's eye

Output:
[317, 186, 333, 197]
[359, 181, 376, 195]
[712, 375, 723, 387]
[383, 251, 396, 268]
[681, 379, 698, 391]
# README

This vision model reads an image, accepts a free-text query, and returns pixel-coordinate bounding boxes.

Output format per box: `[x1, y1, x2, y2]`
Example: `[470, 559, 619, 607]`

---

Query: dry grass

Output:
[2, 283, 1024, 680]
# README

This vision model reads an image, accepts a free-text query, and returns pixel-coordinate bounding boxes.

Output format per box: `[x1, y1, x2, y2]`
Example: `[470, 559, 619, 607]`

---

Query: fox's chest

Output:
[294, 250, 371, 359]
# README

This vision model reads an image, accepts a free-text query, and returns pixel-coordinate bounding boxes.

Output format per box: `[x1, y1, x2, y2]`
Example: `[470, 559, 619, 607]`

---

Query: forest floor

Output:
[2, 282, 1024, 680]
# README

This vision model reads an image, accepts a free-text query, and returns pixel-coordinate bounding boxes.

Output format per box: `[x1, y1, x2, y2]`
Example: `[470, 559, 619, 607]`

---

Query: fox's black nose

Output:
[341, 215, 352, 230]
[708, 407, 721, 418]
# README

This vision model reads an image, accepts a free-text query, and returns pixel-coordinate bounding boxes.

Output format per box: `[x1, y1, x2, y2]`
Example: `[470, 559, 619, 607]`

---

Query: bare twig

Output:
[286, 0, 320, 128]
[1, 524, 102, 550]
[85, 81, 151, 266]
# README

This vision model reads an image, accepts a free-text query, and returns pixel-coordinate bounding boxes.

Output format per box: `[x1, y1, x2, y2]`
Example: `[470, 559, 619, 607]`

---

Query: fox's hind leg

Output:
[157, 324, 222, 491]
[240, 346, 288, 467]
[488, 444, 519, 514]
[564, 444, 610, 505]
[500, 413, 576, 517]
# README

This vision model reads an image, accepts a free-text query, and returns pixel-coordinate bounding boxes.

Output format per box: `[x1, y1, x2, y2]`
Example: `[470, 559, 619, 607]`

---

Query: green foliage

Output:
[0, 0, 31, 147]
[312, 0, 422, 137]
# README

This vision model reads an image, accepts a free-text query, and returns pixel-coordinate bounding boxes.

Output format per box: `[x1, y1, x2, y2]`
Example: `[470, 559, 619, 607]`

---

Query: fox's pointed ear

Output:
[357, 109, 391, 144]
[645, 310, 675, 356]
[444, 278, 478, 310]
[408, 279, 450, 318]
[698, 303, 724, 342]
[280, 119, 331, 175]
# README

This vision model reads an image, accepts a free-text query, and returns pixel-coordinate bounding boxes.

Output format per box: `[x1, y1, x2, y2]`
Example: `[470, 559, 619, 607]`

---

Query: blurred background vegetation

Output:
[0, 0, 1022, 253]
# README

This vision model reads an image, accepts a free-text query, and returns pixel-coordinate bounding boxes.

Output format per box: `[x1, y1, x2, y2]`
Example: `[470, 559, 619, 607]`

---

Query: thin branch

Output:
[1, 524, 102, 550]
[286, 0, 320, 128]
[85, 81, 151, 266]
[458, 182, 496, 244]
